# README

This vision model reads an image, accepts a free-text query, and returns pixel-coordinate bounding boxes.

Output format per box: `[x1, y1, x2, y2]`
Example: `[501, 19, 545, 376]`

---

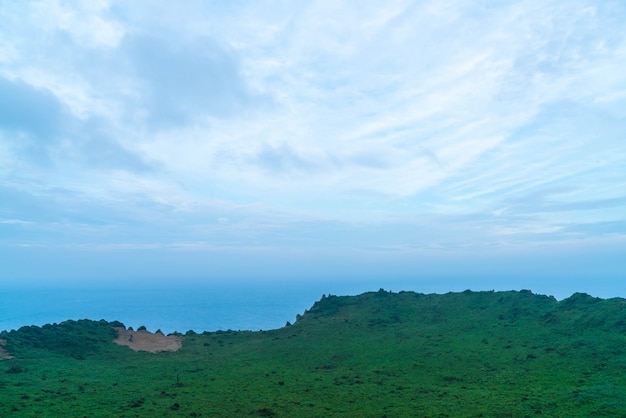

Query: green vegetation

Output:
[2, 289, 626, 416]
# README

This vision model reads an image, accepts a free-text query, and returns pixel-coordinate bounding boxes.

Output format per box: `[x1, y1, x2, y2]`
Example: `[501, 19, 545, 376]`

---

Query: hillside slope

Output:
[2, 289, 626, 416]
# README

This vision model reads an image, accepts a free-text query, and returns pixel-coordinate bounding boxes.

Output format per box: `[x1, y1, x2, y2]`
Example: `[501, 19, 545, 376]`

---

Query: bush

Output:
[6, 361, 23, 374]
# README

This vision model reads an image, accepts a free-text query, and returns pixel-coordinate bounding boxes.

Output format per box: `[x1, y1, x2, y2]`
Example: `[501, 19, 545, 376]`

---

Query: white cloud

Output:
[0, 219, 32, 225]
[31, 0, 124, 49]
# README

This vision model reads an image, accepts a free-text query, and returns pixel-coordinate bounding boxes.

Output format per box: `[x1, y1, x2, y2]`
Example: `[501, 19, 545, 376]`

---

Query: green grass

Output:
[2, 289, 626, 416]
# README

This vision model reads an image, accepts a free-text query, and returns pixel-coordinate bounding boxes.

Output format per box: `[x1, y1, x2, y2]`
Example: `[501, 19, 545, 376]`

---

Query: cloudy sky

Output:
[1, 1, 625, 295]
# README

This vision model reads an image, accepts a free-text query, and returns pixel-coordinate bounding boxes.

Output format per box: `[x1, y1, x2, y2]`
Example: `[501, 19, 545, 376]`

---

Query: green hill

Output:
[2, 289, 626, 416]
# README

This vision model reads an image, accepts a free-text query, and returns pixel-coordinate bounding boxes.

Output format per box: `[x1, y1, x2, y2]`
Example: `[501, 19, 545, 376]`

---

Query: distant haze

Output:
[1, 1, 625, 294]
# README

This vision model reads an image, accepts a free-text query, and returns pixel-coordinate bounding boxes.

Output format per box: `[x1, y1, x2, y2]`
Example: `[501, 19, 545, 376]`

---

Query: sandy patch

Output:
[113, 327, 183, 353]
[0, 339, 14, 360]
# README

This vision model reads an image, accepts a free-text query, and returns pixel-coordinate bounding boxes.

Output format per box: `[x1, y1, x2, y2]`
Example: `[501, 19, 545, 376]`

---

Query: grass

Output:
[2, 289, 626, 416]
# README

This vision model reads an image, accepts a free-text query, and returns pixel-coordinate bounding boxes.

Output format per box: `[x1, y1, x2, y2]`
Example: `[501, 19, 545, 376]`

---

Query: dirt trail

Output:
[0, 339, 14, 360]
[113, 327, 183, 353]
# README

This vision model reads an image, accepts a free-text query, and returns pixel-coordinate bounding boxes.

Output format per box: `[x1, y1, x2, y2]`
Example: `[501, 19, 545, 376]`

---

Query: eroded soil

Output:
[113, 327, 183, 353]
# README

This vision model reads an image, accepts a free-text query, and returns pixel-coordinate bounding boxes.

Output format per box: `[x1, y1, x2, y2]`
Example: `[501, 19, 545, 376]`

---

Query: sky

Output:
[1, 1, 625, 296]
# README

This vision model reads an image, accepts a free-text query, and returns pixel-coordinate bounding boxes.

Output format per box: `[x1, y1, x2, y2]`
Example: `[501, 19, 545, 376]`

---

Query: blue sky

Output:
[1, 1, 625, 296]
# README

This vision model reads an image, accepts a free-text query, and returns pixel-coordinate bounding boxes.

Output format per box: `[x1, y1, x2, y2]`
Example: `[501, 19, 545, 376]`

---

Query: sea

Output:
[0, 279, 432, 334]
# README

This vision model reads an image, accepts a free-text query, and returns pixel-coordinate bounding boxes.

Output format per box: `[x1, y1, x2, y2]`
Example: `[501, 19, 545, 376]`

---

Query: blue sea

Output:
[0, 279, 433, 334]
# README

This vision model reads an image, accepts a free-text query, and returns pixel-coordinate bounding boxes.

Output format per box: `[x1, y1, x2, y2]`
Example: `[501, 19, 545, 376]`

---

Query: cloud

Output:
[31, 0, 124, 49]
[68, 118, 156, 172]
[0, 218, 31, 225]
[252, 143, 317, 174]
[0, 76, 66, 138]
[122, 33, 267, 127]
[0, 76, 153, 174]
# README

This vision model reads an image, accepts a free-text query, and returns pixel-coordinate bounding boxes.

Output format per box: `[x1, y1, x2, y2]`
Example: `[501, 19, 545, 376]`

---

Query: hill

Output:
[2, 289, 626, 416]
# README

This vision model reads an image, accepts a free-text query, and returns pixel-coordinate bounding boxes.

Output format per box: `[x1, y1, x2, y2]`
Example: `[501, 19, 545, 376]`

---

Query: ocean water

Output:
[0, 280, 417, 334]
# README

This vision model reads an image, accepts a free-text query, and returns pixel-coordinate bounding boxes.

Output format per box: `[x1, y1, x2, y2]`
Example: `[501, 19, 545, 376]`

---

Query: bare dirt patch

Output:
[113, 327, 183, 353]
[0, 339, 14, 360]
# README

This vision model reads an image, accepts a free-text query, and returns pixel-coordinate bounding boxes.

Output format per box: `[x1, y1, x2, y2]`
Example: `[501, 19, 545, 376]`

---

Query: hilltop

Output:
[2, 289, 626, 416]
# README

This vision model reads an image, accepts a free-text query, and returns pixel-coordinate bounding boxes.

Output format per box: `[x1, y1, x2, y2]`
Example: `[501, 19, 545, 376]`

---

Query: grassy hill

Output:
[2, 289, 626, 416]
